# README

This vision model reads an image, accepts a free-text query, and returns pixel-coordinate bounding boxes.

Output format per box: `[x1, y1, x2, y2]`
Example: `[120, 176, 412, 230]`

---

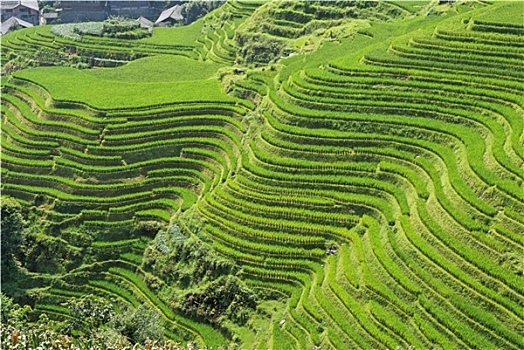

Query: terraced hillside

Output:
[1, 1, 523, 349]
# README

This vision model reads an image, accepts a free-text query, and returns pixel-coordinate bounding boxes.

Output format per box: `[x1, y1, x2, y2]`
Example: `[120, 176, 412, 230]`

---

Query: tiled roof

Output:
[1, 0, 39, 11]
[1, 16, 33, 35]
[20, 0, 38, 11]
[155, 4, 183, 24]
[0, 1, 20, 10]
[137, 15, 154, 27]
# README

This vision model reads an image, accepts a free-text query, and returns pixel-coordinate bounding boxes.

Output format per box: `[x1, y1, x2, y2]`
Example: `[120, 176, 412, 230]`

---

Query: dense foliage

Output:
[0, 197, 25, 279]
[0, 293, 191, 349]
[183, 1, 226, 25]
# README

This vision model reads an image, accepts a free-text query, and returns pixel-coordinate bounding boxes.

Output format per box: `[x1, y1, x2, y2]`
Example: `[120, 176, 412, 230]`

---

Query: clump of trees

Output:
[63, 295, 165, 345]
[1, 197, 86, 280]
[182, 276, 256, 325]
[1, 198, 256, 343]
[100, 17, 151, 39]
[0, 197, 165, 282]
[142, 223, 257, 326]
[182, 1, 225, 25]
[1, 197, 26, 280]
[236, 33, 286, 64]
[1, 293, 186, 349]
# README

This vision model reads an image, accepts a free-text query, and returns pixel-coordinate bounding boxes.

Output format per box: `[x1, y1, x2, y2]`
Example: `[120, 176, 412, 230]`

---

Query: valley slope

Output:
[1, 1, 523, 349]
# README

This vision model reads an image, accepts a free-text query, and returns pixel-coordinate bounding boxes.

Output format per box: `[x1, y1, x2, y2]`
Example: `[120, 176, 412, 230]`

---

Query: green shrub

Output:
[236, 34, 286, 64]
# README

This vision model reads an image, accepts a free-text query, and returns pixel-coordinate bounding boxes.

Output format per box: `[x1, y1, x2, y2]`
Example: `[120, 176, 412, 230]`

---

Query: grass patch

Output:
[86, 55, 223, 83]
[473, 1, 524, 25]
[14, 66, 236, 110]
[388, 1, 430, 14]
[138, 19, 204, 46]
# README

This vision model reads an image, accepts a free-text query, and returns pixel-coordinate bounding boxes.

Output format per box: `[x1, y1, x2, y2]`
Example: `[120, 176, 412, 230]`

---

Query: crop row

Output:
[392, 41, 524, 72]
[268, 91, 511, 214]
[207, 188, 342, 243]
[218, 183, 358, 226]
[241, 155, 395, 224]
[408, 36, 524, 60]
[401, 215, 522, 321]
[202, 207, 324, 259]
[363, 48, 522, 84]
[297, 68, 523, 152]
[417, 200, 523, 296]
[5, 80, 117, 124]
[385, 223, 514, 347]
[290, 76, 521, 205]
[434, 26, 524, 47]
[266, 117, 484, 230]
[387, 226, 522, 348]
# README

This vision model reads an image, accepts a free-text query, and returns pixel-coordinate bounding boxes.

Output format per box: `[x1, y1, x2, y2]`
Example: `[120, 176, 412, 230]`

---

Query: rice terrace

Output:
[0, 0, 523, 349]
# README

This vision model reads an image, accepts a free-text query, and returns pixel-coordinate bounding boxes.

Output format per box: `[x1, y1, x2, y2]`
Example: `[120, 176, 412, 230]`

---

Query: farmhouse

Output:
[0, 0, 39, 24]
[137, 15, 154, 28]
[155, 4, 183, 26]
[0, 15, 32, 35]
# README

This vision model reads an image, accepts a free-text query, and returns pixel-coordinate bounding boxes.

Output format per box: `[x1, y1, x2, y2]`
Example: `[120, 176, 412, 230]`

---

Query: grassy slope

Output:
[473, 1, 524, 24]
[278, 6, 458, 82]
[388, 1, 430, 13]
[14, 66, 234, 109]
[138, 19, 204, 46]
[85, 55, 224, 83]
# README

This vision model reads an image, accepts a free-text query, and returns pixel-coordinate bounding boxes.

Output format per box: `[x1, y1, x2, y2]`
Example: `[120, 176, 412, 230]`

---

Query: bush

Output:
[63, 295, 114, 334]
[102, 17, 150, 39]
[102, 17, 140, 34]
[236, 34, 286, 64]
[0, 294, 30, 327]
[181, 276, 256, 325]
[0, 197, 26, 279]
[111, 303, 164, 344]
[51, 18, 150, 40]
[0, 318, 188, 349]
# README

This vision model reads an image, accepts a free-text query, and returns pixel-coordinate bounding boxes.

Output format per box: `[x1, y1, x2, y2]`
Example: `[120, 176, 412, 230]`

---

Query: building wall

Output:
[108, 1, 160, 20]
[60, 1, 109, 22]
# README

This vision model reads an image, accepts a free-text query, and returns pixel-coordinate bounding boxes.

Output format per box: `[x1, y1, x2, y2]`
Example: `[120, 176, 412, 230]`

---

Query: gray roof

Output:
[1, 16, 33, 35]
[21, 0, 38, 11]
[155, 4, 183, 24]
[0, 0, 19, 10]
[0, 0, 39, 11]
[137, 15, 153, 27]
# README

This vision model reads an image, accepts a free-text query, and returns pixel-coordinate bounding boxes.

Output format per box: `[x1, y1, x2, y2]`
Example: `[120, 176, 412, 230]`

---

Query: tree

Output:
[1, 197, 26, 279]
[112, 303, 164, 344]
[64, 295, 114, 335]
[182, 0, 224, 25]
[0, 293, 31, 327]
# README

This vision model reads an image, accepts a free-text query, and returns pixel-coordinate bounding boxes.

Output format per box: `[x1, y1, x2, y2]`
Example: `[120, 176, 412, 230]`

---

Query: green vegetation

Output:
[1, 0, 523, 349]
[51, 17, 152, 40]
[13, 67, 236, 109]
[85, 55, 224, 83]
[139, 20, 204, 46]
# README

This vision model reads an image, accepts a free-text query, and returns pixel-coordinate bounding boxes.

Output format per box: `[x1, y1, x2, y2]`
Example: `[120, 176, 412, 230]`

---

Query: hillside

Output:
[1, 1, 523, 349]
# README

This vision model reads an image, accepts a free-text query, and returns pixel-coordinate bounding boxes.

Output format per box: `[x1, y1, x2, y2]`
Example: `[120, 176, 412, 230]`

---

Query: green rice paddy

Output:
[1, 1, 522, 349]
